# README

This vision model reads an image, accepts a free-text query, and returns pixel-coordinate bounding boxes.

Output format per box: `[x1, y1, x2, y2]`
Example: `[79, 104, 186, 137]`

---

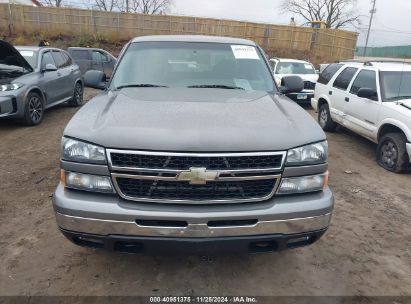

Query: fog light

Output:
[62, 170, 114, 193]
[278, 172, 328, 194]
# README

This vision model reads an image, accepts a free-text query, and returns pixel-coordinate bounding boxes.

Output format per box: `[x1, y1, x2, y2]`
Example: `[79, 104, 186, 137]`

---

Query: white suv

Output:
[312, 61, 411, 173]
[269, 58, 318, 104]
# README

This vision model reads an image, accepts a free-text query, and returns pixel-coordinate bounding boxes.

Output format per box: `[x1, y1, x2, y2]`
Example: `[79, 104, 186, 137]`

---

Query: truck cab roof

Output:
[130, 35, 256, 46]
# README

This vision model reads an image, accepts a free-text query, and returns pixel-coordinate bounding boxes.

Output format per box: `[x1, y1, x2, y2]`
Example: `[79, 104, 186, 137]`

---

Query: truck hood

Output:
[64, 88, 325, 152]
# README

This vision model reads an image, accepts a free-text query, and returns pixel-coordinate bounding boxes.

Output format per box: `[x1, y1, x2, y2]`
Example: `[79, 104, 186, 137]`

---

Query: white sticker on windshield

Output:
[20, 51, 34, 57]
[231, 45, 259, 60]
[304, 64, 313, 69]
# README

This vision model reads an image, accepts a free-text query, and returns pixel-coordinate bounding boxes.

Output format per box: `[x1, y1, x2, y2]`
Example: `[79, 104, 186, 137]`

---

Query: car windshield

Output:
[18, 50, 38, 69]
[110, 42, 275, 92]
[275, 62, 316, 75]
[381, 71, 411, 101]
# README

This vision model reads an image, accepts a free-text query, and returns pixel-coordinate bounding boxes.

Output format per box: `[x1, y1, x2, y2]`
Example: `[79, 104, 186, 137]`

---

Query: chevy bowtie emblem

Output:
[177, 167, 219, 185]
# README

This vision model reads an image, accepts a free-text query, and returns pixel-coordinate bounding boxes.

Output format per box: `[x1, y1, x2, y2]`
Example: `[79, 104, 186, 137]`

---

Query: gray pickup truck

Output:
[53, 36, 333, 254]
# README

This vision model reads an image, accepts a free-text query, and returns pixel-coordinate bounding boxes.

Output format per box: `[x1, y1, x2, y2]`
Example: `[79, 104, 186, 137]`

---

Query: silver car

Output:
[0, 40, 83, 126]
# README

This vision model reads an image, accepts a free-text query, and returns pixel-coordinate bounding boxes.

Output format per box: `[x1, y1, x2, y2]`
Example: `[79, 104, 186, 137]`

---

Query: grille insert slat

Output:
[110, 153, 283, 170]
[304, 81, 316, 90]
[116, 178, 276, 201]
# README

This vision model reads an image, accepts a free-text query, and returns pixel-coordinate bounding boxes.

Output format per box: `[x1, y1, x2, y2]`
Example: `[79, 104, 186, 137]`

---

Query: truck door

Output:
[70, 49, 91, 75]
[345, 69, 380, 139]
[91, 50, 105, 73]
[329, 67, 358, 124]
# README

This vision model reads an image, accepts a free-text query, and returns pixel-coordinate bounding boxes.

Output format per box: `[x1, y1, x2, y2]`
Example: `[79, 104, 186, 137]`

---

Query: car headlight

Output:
[278, 172, 328, 195]
[62, 137, 106, 164]
[286, 141, 328, 165]
[0, 83, 23, 91]
[61, 170, 114, 193]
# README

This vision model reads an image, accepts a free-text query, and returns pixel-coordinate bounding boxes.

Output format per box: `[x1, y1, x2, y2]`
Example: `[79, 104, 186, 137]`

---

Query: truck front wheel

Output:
[318, 103, 337, 132]
[377, 133, 409, 173]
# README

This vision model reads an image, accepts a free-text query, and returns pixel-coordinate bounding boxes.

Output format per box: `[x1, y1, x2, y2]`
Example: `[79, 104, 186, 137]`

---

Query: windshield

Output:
[19, 50, 38, 69]
[111, 42, 275, 92]
[275, 62, 316, 75]
[381, 71, 411, 101]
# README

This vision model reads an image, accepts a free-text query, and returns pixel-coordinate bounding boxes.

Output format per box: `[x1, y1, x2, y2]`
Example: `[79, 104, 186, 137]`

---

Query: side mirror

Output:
[43, 64, 57, 72]
[280, 75, 304, 94]
[84, 70, 107, 90]
[357, 88, 378, 101]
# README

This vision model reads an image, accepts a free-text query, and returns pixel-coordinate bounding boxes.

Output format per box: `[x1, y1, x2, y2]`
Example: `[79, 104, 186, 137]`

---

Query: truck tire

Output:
[22, 92, 44, 126]
[318, 103, 337, 132]
[377, 133, 409, 173]
[68, 82, 84, 107]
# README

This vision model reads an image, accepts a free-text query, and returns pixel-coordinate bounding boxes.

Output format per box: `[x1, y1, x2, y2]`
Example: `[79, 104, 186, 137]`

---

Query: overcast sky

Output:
[169, 0, 411, 47]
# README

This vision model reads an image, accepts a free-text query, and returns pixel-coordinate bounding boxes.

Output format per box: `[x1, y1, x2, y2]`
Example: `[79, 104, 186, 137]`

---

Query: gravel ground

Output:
[0, 88, 410, 296]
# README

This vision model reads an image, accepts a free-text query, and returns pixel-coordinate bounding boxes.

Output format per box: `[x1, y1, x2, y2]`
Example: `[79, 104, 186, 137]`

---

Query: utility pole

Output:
[363, 0, 377, 56]
[7, 0, 13, 36]
[126, 0, 129, 12]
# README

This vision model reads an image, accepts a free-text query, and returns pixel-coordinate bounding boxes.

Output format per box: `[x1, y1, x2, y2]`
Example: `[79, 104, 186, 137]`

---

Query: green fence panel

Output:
[356, 45, 411, 58]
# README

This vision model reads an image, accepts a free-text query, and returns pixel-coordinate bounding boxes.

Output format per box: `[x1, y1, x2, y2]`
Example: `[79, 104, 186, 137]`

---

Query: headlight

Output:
[0, 83, 23, 91]
[286, 141, 328, 165]
[278, 172, 328, 195]
[62, 137, 106, 164]
[61, 170, 114, 193]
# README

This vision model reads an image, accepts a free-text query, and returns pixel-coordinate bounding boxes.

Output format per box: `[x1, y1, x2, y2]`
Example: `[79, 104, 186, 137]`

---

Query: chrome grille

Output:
[108, 150, 285, 204]
[110, 152, 283, 171]
[304, 81, 316, 90]
[115, 178, 277, 201]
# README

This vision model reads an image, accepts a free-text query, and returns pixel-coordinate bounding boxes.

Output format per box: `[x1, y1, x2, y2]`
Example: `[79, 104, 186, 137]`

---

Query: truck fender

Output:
[377, 118, 411, 142]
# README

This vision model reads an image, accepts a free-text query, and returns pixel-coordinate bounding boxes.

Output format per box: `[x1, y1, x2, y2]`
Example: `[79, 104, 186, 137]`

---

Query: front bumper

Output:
[60, 228, 328, 254]
[53, 183, 333, 252]
[286, 91, 314, 104]
[0, 90, 25, 119]
[406, 143, 411, 163]
[56, 212, 331, 238]
[311, 97, 318, 112]
[0, 95, 18, 118]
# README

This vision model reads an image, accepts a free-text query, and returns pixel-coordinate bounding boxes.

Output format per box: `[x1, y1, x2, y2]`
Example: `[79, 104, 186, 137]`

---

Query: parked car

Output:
[0, 41, 83, 126]
[53, 35, 333, 254]
[312, 60, 411, 173]
[269, 58, 318, 104]
[67, 47, 117, 78]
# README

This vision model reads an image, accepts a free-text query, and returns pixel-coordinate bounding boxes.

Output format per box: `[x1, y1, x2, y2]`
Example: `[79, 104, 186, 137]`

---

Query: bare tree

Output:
[39, 0, 64, 7]
[140, 0, 170, 14]
[281, 0, 361, 28]
[120, 0, 171, 14]
[93, 0, 119, 11]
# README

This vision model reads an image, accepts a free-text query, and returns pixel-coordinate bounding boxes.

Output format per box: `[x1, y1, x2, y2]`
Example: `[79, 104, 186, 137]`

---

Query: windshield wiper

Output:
[115, 84, 168, 90]
[187, 84, 244, 90]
